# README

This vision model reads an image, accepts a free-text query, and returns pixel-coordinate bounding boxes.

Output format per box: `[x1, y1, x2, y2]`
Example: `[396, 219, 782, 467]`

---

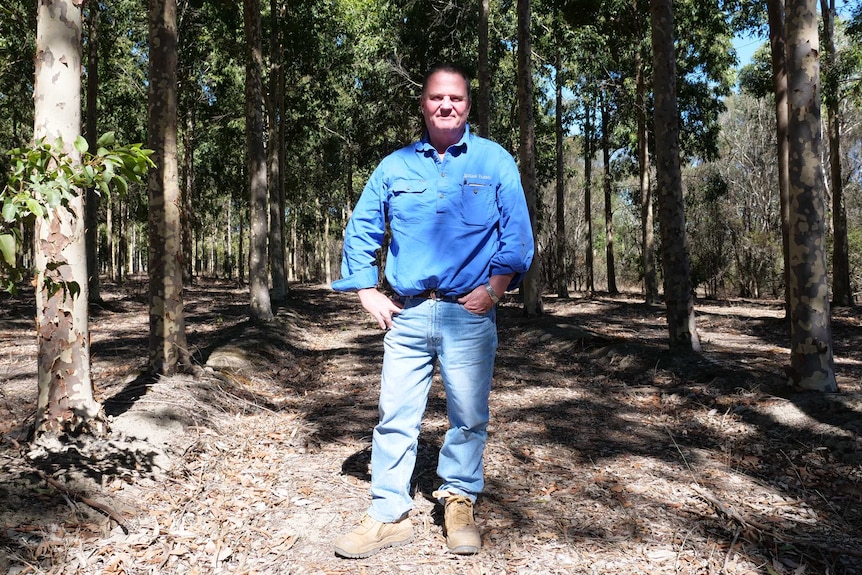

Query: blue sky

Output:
[732, 1, 853, 67]
[732, 34, 765, 68]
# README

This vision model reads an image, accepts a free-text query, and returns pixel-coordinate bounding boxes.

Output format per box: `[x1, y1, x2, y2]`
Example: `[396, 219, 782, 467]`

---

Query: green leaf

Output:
[83, 164, 97, 184]
[0, 234, 15, 266]
[25, 197, 44, 218]
[2, 201, 17, 222]
[114, 176, 128, 196]
[66, 281, 81, 300]
[97, 132, 116, 147]
[74, 135, 89, 154]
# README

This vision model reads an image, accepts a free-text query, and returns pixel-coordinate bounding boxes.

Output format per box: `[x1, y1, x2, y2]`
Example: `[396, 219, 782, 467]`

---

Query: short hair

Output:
[421, 63, 472, 102]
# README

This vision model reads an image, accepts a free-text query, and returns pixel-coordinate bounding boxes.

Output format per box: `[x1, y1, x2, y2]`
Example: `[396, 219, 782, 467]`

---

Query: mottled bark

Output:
[268, 0, 287, 302]
[767, 0, 792, 321]
[33, 0, 103, 436]
[785, 0, 838, 391]
[85, 3, 101, 303]
[517, 0, 543, 316]
[147, 0, 190, 375]
[477, 0, 490, 138]
[245, 0, 274, 322]
[649, 0, 700, 351]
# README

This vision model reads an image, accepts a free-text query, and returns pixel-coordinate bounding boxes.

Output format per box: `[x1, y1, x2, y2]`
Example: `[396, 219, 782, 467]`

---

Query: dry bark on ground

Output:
[1, 281, 861, 574]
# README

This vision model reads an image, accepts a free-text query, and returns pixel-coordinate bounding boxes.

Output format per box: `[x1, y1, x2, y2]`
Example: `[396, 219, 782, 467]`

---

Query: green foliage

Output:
[738, 43, 773, 97]
[0, 134, 154, 294]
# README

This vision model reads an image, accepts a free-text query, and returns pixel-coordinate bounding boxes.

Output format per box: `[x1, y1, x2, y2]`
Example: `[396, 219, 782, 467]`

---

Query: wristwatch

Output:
[485, 283, 500, 304]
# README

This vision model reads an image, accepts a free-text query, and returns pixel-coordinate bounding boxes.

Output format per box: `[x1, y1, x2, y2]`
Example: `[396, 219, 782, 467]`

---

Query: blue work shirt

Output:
[332, 125, 534, 297]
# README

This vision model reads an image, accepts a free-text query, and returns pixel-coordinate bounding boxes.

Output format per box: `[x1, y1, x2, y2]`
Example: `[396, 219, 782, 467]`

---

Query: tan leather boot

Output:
[334, 514, 413, 559]
[434, 490, 481, 554]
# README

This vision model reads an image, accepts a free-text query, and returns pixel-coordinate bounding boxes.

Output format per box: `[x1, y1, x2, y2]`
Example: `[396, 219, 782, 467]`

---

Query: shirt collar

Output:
[416, 124, 471, 154]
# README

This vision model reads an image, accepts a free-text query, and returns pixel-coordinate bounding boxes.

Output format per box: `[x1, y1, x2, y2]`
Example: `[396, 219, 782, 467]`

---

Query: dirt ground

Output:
[1, 280, 861, 575]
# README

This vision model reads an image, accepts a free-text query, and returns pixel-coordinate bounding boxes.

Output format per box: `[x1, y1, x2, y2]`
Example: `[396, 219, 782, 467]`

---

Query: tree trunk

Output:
[820, 0, 852, 307]
[584, 100, 595, 294]
[324, 204, 332, 285]
[33, 0, 104, 437]
[288, 212, 297, 282]
[181, 108, 196, 285]
[239, 208, 246, 286]
[517, 0, 543, 316]
[785, 0, 838, 391]
[118, 197, 126, 284]
[767, 0, 793, 320]
[147, 0, 190, 375]
[106, 193, 115, 281]
[245, 0, 274, 321]
[268, 0, 287, 301]
[477, 0, 490, 138]
[637, 47, 658, 304]
[84, 2, 101, 303]
[226, 199, 233, 279]
[601, 94, 618, 295]
[555, 41, 568, 298]
[649, 0, 700, 351]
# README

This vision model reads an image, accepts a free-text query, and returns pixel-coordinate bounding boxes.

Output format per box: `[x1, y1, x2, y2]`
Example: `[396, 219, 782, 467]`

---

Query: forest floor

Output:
[1, 279, 862, 575]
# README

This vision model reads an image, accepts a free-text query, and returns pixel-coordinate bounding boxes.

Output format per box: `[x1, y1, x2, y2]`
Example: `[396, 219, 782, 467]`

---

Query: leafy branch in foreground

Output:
[0, 132, 154, 294]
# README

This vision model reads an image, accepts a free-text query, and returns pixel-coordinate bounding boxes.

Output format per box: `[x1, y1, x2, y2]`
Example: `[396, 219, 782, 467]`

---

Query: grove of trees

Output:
[2, 0, 862, 436]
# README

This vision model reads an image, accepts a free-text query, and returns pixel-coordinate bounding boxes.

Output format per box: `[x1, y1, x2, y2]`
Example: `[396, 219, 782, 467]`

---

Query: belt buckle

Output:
[427, 289, 440, 300]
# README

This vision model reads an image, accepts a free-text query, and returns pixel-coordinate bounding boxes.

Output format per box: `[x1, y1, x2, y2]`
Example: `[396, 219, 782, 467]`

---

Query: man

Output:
[332, 63, 534, 558]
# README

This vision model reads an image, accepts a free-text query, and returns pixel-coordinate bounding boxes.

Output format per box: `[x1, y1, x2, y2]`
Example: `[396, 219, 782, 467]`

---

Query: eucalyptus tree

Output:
[821, 0, 852, 306]
[599, 93, 618, 294]
[148, 0, 191, 374]
[630, 0, 659, 303]
[785, 0, 837, 391]
[551, 15, 574, 297]
[30, 0, 103, 435]
[267, 0, 287, 300]
[244, 0, 274, 322]
[518, 0, 544, 316]
[650, 0, 700, 351]
[84, 3, 101, 303]
[767, 0, 792, 319]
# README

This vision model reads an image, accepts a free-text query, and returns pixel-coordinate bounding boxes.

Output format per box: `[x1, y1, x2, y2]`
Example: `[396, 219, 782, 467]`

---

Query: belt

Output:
[403, 289, 464, 302]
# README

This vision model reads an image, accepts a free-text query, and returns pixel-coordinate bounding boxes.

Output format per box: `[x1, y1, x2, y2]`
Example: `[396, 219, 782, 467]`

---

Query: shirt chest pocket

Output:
[461, 179, 497, 226]
[389, 178, 432, 222]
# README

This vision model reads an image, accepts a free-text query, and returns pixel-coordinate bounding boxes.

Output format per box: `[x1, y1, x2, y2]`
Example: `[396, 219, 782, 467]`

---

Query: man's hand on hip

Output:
[358, 288, 403, 330]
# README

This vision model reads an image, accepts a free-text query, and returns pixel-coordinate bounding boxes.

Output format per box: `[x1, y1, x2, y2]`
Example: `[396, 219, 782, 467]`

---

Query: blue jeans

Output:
[368, 298, 498, 523]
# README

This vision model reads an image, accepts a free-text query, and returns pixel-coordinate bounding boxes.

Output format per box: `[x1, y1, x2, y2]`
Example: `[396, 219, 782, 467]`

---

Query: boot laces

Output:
[447, 495, 474, 529]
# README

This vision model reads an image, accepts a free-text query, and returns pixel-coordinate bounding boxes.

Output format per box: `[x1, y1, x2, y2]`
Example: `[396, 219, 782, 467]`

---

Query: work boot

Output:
[334, 514, 413, 559]
[433, 490, 481, 554]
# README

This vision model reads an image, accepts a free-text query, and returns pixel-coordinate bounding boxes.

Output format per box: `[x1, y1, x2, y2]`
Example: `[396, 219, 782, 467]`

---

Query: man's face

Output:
[420, 71, 471, 143]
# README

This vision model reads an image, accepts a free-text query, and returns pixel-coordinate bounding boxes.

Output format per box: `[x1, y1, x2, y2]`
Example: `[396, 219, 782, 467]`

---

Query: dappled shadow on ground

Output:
[2, 283, 861, 574]
[481, 294, 862, 573]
